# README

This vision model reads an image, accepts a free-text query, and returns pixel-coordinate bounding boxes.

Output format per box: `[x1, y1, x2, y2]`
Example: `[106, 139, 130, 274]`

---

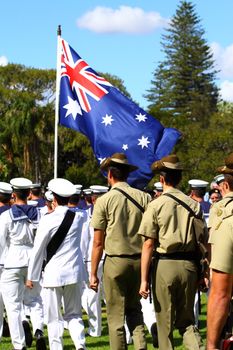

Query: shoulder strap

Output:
[112, 187, 145, 213]
[225, 197, 233, 208]
[46, 209, 75, 264]
[163, 193, 202, 218]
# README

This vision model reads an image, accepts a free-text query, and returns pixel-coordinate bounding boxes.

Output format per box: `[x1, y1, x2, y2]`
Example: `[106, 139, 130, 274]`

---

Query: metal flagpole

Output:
[54, 25, 62, 178]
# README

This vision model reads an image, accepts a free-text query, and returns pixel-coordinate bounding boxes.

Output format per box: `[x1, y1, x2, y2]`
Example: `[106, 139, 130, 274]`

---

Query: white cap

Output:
[0, 182, 13, 194]
[153, 182, 163, 191]
[214, 174, 225, 185]
[48, 178, 76, 197]
[74, 184, 82, 194]
[83, 188, 92, 195]
[90, 185, 109, 194]
[10, 177, 33, 189]
[30, 183, 41, 188]
[44, 190, 54, 202]
[188, 179, 209, 188]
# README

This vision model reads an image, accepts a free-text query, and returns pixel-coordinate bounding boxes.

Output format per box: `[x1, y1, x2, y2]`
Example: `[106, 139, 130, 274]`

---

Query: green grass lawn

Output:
[1, 294, 207, 349]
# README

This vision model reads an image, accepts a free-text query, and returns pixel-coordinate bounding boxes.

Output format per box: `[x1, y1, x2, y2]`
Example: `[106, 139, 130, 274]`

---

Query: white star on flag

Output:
[122, 144, 128, 151]
[102, 114, 114, 126]
[138, 136, 150, 149]
[63, 96, 82, 119]
[135, 113, 147, 122]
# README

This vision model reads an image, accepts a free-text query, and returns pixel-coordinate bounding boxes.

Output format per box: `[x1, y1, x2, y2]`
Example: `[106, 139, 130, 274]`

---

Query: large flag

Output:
[59, 38, 181, 189]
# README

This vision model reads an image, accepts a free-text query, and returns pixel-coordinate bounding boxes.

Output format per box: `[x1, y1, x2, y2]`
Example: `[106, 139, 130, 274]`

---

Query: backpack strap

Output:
[112, 187, 145, 213]
[46, 209, 75, 264]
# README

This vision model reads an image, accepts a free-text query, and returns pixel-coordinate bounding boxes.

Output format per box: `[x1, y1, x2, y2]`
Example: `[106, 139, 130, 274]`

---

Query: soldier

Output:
[206, 154, 233, 349]
[139, 154, 206, 350]
[90, 153, 150, 350]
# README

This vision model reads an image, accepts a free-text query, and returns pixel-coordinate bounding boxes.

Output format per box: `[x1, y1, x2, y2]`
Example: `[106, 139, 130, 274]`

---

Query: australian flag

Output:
[59, 38, 181, 189]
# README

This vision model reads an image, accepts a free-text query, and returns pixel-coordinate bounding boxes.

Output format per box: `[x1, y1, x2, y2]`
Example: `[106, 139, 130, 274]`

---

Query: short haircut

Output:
[224, 174, 233, 191]
[191, 188, 206, 198]
[160, 170, 182, 187]
[68, 194, 80, 206]
[53, 193, 69, 206]
[108, 166, 130, 181]
[31, 187, 41, 196]
[0, 193, 12, 204]
[14, 189, 31, 201]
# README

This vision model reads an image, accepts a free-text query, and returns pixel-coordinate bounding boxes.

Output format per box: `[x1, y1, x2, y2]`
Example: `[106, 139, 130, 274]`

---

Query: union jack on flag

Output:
[59, 38, 181, 189]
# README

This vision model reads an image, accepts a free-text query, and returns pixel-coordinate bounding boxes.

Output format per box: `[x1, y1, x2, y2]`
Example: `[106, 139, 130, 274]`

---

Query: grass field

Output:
[1, 294, 207, 349]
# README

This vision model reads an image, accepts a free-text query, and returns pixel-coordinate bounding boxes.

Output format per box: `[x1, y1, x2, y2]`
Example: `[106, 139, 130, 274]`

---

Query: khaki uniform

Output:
[208, 191, 233, 244]
[138, 188, 205, 350]
[210, 215, 233, 273]
[91, 181, 150, 350]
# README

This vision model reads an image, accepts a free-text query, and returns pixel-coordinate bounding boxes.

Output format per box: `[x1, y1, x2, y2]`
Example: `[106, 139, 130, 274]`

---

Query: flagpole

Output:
[54, 25, 61, 178]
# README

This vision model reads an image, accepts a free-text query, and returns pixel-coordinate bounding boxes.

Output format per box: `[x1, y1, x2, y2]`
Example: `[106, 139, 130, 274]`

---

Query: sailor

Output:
[81, 185, 108, 337]
[0, 182, 12, 342]
[0, 177, 43, 350]
[26, 178, 87, 350]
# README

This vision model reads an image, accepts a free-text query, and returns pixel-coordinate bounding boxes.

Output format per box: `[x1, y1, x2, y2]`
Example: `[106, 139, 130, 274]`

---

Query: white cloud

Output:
[219, 80, 233, 102]
[211, 42, 233, 78]
[77, 6, 168, 34]
[0, 56, 8, 66]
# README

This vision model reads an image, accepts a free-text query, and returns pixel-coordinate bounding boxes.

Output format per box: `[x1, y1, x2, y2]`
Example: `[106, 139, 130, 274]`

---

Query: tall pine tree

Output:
[146, 1, 219, 128]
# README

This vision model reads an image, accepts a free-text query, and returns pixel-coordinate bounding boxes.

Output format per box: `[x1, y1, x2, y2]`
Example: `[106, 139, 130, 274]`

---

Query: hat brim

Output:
[100, 158, 138, 172]
[216, 165, 233, 174]
[151, 160, 183, 173]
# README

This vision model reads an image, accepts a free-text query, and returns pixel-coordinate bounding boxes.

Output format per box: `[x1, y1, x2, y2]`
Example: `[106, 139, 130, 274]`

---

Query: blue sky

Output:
[1, 0, 233, 109]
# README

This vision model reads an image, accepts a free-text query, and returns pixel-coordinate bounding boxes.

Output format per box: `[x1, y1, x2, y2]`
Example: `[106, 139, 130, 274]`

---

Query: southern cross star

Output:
[102, 114, 114, 126]
[135, 113, 147, 122]
[138, 136, 150, 149]
[63, 96, 82, 119]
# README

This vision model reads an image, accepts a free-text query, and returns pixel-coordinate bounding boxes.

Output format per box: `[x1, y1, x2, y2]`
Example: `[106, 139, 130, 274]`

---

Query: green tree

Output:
[146, 0, 219, 129]
[0, 64, 55, 182]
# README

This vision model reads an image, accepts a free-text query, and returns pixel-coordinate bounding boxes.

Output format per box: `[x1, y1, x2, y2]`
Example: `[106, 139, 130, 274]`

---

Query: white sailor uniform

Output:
[27, 205, 88, 350]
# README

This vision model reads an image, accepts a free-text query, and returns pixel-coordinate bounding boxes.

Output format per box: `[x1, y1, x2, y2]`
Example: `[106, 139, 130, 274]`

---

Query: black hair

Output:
[0, 193, 12, 204]
[53, 193, 69, 205]
[108, 166, 130, 181]
[160, 170, 182, 187]
[14, 189, 30, 201]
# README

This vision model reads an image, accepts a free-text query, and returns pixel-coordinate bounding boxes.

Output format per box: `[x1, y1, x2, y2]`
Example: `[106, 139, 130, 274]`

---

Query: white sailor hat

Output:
[44, 190, 54, 202]
[74, 184, 83, 195]
[213, 174, 225, 185]
[90, 185, 109, 194]
[83, 188, 92, 196]
[10, 177, 33, 189]
[48, 178, 76, 197]
[188, 179, 209, 188]
[153, 182, 163, 192]
[30, 183, 41, 188]
[0, 182, 13, 194]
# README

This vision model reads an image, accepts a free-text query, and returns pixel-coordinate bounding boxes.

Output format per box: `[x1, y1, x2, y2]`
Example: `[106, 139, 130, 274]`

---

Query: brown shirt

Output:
[138, 187, 206, 254]
[91, 182, 150, 256]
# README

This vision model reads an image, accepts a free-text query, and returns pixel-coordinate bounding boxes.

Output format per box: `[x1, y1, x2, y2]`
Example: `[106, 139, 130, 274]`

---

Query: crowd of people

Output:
[0, 151, 232, 350]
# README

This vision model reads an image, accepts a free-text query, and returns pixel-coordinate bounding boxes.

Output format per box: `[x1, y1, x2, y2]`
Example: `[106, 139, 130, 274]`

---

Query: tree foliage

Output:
[146, 1, 219, 129]
[0, 65, 131, 188]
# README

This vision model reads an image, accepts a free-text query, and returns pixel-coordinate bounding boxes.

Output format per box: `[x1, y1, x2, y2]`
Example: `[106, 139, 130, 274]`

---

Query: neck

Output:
[163, 183, 175, 191]
[14, 199, 27, 205]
